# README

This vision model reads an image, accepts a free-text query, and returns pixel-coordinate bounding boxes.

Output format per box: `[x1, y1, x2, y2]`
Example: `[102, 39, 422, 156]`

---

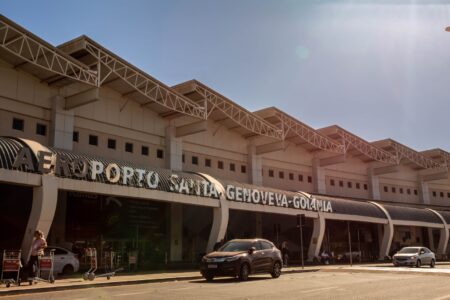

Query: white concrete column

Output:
[169, 203, 183, 262]
[367, 167, 381, 200]
[379, 223, 394, 260]
[165, 124, 183, 171]
[48, 191, 67, 246]
[248, 144, 263, 186]
[50, 95, 74, 150]
[307, 214, 325, 261]
[21, 175, 58, 262]
[166, 124, 184, 261]
[201, 174, 229, 253]
[369, 202, 394, 260]
[248, 144, 263, 235]
[427, 209, 449, 257]
[312, 158, 326, 194]
[419, 180, 430, 205]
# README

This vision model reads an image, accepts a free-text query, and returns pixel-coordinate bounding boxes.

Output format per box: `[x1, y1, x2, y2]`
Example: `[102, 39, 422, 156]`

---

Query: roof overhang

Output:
[57, 36, 205, 120]
[372, 139, 445, 170]
[172, 80, 282, 140]
[254, 107, 344, 154]
[0, 15, 96, 87]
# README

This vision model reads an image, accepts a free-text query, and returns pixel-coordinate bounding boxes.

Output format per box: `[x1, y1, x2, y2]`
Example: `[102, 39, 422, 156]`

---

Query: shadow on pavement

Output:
[190, 276, 274, 284]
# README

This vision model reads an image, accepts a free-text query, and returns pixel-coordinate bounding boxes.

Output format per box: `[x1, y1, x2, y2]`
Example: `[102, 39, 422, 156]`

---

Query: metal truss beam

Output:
[0, 16, 96, 86]
[273, 111, 344, 154]
[374, 139, 445, 170]
[331, 127, 398, 165]
[82, 40, 206, 120]
[193, 83, 283, 140]
[388, 140, 444, 169]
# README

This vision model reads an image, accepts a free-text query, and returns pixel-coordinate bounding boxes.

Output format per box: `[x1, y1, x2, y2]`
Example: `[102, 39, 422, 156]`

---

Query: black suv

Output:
[200, 238, 283, 281]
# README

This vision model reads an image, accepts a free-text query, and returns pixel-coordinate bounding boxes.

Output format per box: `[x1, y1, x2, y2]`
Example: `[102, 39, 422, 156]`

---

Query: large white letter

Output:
[90, 161, 104, 180]
[122, 167, 134, 185]
[105, 163, 120, 183]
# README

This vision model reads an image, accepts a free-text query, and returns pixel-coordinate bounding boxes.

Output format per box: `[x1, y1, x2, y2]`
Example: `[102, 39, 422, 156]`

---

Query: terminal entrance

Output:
[0, 183, 32, 250]
[226, 210, 312, 264]
[48, 191, 213, 270]
[323, 220, 380, 263]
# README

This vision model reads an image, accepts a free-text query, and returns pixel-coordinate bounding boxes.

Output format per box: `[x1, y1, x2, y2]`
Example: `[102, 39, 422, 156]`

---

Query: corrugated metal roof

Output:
[384, 204, 442, 224]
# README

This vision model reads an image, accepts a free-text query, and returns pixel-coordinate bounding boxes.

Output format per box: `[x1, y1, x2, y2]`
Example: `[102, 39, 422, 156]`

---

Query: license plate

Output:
[207, 264, 217, 269]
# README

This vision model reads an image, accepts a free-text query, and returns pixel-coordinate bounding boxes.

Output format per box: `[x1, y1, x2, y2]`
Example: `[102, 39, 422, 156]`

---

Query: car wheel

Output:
[204, 274, 214, 282]
[271, 262, 282, 278]
[238, 264, 250, 281]
[63, 265, 74, 275]
[416, 259, 421, 268]
[430, 259, 435, 268]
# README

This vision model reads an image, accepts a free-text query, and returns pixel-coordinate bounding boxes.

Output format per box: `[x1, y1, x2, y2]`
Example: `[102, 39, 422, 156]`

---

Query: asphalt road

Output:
[4, 270, 450, 300]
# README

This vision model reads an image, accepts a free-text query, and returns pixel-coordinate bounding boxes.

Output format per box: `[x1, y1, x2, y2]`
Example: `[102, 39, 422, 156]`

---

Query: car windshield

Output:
[398, 247, 419, 254]
[219, 241, 253, 252]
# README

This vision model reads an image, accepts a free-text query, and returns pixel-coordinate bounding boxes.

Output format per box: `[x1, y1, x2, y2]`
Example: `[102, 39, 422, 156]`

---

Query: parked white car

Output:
[392, 246, 435, 268]
[45, 246, 80, 275]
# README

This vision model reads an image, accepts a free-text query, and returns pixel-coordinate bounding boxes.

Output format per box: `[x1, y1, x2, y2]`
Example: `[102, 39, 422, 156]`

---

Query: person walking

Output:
[281, 241, 289, 267]
[28, 230, 47, 278]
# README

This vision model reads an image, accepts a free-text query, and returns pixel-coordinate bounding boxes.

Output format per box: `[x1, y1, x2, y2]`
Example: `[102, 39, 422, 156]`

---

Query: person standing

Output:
[281, 241, 289, 267]
[28, 230, 47, 278]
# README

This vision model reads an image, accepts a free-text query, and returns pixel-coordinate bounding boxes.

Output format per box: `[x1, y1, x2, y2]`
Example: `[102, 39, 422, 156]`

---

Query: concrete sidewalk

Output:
[0, 266, 319, 296]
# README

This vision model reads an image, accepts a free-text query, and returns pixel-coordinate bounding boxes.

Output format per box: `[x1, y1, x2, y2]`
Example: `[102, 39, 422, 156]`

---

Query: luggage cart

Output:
[1, 250, 22, 288]
[29, 249, 55, 284]
[83, 249, 122, 281]
[82, 248, 97, 281]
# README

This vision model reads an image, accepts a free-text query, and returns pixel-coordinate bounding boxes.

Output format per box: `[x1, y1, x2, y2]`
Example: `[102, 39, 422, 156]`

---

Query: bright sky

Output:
[1, 0, 450, 151]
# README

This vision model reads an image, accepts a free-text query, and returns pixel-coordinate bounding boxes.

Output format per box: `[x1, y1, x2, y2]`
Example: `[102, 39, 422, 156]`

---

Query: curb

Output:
[322, 267, 450, 277]
[0, 268, 319, 296]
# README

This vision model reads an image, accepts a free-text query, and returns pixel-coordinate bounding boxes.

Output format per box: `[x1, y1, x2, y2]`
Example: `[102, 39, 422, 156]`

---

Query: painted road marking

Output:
[301, 286, 337, 294]
[113, 291, 149, 297]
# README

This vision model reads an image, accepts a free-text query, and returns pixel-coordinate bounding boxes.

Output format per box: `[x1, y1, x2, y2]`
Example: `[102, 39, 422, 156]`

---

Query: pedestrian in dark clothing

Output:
[281, 241, 289, 267]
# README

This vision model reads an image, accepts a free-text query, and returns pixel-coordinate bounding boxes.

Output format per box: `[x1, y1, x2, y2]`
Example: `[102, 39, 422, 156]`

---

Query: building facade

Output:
[0, 15, 449, 268]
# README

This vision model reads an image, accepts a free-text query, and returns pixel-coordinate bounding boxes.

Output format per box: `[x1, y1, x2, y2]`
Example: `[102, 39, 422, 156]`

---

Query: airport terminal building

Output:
[1, 15, 450, 268]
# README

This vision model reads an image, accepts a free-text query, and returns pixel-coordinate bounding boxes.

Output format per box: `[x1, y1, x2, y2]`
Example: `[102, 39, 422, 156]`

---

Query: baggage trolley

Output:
[1, 250, 22, 287]
[83, 249, 122, 281]
[83, 248, 97, 281]
[29, 249, 55, 284]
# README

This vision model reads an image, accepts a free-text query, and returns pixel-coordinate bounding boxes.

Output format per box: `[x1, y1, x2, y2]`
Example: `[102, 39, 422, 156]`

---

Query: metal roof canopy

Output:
[421, 149, 450, 169]
[0, 15, 96, 87]
[383, 204, 443, 225]
[254, 107, 344, 154]
[372, 139, 445, 170]
[57, 36, 206, 120]
[172, 80, 283, 140]
[318, 125, 398, 165]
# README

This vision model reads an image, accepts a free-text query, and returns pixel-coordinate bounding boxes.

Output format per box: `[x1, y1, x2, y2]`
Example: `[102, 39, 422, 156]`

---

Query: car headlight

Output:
[226, 256, 240, 262]
[410, 256, 417, 259]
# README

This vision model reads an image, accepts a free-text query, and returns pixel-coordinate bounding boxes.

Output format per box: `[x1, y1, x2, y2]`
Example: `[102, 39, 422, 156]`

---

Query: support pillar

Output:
[312, 158, 326, 194]
[248, 144, 263, 236]
[202, 174, 229, 253]
[307, 214, 325, 261]
[21, 175, 58, 262]
[50, 95, 74, 151]
[166, 123, 184, 261]
[418, 180, 430, 205]
[165, 124, 183, 171]
[367, 167, 381, 200]
[378, 224, 394, 260]
[48, 191, 67, 246]
[169, 203, 183, 262]
[427, 209, 449, 257]
[369, 202, 394, 260]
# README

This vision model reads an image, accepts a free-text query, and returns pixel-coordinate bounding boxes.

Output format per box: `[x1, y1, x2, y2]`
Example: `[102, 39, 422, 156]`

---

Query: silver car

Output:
[392, 246, 435, 268]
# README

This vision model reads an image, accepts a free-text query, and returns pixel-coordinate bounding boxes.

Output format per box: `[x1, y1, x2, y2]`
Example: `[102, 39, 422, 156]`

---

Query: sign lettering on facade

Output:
[11, 148, 333, 213]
